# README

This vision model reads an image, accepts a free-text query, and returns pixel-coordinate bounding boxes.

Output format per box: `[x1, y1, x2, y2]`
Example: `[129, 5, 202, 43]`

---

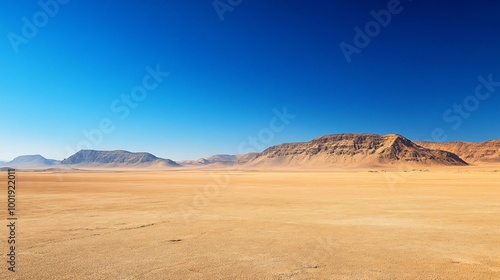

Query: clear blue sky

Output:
[1, 0, 500, 161]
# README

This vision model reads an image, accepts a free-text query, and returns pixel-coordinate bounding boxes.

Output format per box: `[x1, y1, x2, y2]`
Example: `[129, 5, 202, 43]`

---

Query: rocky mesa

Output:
[239, 134, 468, 168]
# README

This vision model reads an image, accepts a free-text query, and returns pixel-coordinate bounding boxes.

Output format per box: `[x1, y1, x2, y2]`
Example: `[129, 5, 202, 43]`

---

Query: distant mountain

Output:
[1, 155, 60, 168]
[61, 150, 179, 168]
[177, 158, 208, 166]
[416, 140, 500, 164]
[4, 134, 499, 170]
[205, 154, 238, 163]
[239, 134, 468, 168]
[178, 154, 239, 166]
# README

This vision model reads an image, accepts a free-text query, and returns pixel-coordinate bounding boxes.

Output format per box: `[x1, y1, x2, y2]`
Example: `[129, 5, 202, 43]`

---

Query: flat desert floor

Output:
[2, 169, 500, 279]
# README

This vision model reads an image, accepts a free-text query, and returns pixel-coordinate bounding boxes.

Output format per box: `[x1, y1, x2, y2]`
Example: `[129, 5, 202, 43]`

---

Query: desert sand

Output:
[2, 168, 500, 279]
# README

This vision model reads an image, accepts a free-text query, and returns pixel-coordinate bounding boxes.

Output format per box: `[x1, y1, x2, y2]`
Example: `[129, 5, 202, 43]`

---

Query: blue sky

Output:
[1, 0, 500, 161]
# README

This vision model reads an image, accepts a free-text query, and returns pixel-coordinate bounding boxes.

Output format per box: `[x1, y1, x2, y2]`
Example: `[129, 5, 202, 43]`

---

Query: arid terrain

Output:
[2, 168, 500, 279]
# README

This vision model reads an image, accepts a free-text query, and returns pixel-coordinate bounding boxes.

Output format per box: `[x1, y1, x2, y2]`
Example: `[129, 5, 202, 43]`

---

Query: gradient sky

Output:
[1, 0, 500, 161]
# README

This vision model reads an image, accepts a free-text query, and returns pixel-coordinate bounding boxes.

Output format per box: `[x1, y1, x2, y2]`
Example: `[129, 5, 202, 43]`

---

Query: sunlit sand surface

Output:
[5, 169, 500, 279]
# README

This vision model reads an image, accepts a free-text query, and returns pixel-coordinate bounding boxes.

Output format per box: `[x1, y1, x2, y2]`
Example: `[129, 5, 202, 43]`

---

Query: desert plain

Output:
[2, 168, 500, 279]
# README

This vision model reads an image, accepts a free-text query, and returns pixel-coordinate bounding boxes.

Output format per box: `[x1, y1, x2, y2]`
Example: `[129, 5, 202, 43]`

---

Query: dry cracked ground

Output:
[1, 169, 500, 279]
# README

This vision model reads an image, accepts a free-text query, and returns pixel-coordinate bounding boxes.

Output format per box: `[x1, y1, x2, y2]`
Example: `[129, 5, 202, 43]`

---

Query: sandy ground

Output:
[1, 169, 500, 279]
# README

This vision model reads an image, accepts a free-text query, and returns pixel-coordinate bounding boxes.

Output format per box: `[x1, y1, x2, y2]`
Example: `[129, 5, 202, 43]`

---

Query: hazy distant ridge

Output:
[61, 150, 179, 168]
[1, 155, 60, 168]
